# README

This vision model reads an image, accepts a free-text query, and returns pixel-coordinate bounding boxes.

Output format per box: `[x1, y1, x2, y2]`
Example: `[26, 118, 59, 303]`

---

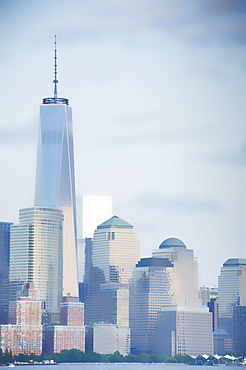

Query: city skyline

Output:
[0, 0, 246, 287]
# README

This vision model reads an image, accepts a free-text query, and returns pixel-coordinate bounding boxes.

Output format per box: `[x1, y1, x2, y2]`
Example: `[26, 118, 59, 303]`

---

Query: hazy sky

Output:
[0, 0, 246, 287]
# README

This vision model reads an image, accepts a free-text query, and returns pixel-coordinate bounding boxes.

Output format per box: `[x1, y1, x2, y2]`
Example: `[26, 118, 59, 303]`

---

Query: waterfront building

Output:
[213, 328, 232, 355]
[0, 324, 43, 356]
[45, 295, 85, 353]
[0, 222, 12, 324]
[45, 296, 85, 353]
[130, 237, 212, 354]
[34, 37, 78, 296]
[9, 207, 63, 321]
[45, 325, 85, 353]
[86, 323, 130, 355]
[233, 305, 246, 357]
[153, 305, 213, 356]
[218, 258, 246, 342]
[0, 283, 43, 356]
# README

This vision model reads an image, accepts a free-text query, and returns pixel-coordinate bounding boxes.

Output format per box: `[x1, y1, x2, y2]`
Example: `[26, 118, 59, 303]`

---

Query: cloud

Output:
[150, 0, 246, 45]
[137, 192, 223, 212]
[2, 0, 246, 53]
[205, 0, 246, 16]
[100, 115, 216, 148]
[214, 143, 246, 166]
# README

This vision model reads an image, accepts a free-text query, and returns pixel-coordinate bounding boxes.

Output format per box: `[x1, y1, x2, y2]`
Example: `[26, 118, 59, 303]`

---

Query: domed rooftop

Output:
[159, 237, 186, 249]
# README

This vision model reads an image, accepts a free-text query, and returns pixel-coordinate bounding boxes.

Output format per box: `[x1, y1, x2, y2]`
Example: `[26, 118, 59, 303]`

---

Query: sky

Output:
[0, 0, 246, 287]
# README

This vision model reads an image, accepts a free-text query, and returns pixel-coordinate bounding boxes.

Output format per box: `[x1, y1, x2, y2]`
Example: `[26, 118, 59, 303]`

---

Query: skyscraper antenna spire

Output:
[53, 35, 58, 99]
[43, 35, 68, 105]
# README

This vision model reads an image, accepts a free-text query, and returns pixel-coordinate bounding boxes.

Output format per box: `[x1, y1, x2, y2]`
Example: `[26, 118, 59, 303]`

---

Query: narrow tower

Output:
[34, 36, 78, 296]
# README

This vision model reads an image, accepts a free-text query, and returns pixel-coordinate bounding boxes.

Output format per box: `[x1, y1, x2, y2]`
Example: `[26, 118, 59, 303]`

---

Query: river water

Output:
[13, 364, 240, 370]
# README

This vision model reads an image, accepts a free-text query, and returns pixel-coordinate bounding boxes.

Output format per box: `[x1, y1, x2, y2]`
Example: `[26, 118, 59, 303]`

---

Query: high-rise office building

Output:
[199, 285, 218, 306]
[9, 207, 63, 321]
[0, 222, 12, 324]
[233, 305, 246, 357]
[218, 258, 246, 345]
[85, 215, 140, 325]
[153, 305, 213, 356]
[34, 37, 78, 296]
[84, 215, 139, 354]
[130, 237, 212, 354]
[91, 215, 140, 284]
[100, 283, 129, 327]
[208, 297, 219, 331]
[130, 256, 181, 354]
[152, 237, 201, 307]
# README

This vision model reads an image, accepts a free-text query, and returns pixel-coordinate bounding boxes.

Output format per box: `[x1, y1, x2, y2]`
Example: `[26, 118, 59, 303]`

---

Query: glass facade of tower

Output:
[91, 216, 140, 284]
[130, 238, 209, 354]
[0, 222, 13, 324]
[84, 215, 140, 326]
[130, 257, 183, 353]
[153, 306, 213, 356]
[100, 283, 129, 327]
[34, 102, 78, 296]
[218, 258, 246, 339]
[152, 237, 201, 307]
[233, 305, 246, 357]
[35, 104, 76, 210]
[9, 207, 63, 320]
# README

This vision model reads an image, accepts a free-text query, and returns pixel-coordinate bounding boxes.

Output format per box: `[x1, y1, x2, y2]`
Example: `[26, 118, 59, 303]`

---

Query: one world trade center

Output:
[34, 37, 78, 297]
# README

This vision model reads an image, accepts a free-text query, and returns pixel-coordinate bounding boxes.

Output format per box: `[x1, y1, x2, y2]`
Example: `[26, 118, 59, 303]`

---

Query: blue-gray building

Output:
[130, 237, 212, 355]
[233, 305, 246, 357]
[0, 221, 13, 324]
[218, 258, 246, 352]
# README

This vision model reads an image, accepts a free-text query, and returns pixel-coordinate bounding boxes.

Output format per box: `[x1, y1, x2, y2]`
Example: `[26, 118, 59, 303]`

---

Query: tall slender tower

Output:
[0, 222, 13, 324]
[218, 258, 246, 343]
[9, 207, 63, 321]
[85, 215, 140, 325]
[34, 36, 78, 296]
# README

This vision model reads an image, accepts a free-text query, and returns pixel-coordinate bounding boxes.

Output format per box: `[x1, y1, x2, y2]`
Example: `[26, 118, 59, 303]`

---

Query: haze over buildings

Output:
[0, 0, 245, 287]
